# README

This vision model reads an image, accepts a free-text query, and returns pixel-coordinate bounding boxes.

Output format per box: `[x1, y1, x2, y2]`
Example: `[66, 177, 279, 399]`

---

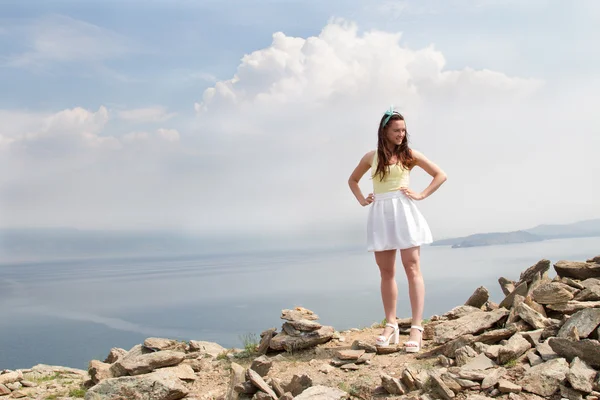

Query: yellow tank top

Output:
[371, 151, 410, 194]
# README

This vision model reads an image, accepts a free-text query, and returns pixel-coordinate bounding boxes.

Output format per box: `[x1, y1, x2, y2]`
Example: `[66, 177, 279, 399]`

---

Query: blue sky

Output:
[0, 0, 599, 239]
[3, 1, 597, 110]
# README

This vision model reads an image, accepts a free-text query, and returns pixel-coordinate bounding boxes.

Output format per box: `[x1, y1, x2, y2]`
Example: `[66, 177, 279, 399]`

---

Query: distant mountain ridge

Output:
[432, 218, 600, 248]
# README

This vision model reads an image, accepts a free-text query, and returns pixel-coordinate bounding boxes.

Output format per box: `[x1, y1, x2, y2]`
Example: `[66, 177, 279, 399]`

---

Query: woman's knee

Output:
[403, 260, 421, 279]
[378, 264, 396, 280]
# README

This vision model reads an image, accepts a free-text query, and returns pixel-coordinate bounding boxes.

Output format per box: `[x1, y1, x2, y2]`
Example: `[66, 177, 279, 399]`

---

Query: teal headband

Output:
[381, 105, 401, 128]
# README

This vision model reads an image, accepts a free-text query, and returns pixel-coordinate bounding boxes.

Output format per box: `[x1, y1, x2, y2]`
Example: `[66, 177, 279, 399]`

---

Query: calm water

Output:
[1, 237, 598, 370]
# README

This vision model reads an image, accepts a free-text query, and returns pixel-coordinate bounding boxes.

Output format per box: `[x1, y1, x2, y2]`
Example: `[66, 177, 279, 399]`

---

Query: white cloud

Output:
[196, 21, 541, 117]
[0, 106, 181, 161]
[118, 106, 176, 123]
[1, 19, 598, 239]
[0, 106, 121, 156]
[189, 19, 596, 237]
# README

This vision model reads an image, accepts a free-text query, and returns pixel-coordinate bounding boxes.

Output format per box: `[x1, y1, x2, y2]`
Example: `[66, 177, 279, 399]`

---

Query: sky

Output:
[0, 0, 599, 241]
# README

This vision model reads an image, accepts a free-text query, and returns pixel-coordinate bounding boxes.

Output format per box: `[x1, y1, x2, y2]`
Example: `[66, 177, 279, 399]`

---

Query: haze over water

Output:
[1, 236, 598, 370]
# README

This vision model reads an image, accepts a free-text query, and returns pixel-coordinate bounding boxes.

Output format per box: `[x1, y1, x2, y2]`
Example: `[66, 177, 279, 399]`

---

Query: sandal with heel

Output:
[375, 322, 399, 347]
[404, 325, 424, 353]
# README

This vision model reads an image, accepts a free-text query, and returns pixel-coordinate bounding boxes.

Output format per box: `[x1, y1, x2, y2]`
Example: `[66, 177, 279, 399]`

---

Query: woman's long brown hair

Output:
[374, 112, 414, 181]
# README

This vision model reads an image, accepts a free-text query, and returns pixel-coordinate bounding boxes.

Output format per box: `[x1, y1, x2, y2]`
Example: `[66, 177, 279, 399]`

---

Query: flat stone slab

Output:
[462, 354, 496, 371]
[433, 309, 509, 344]
[555, 261, 600, 280]
[85, 368, 189, 400]
[269, 325, 334, 352]
[531, 282, 574, 304]
[519, 357, 569, 397]
[548, 338, 600, 367]
[335, 350, 365, 361]
[557, 308, 600, 339]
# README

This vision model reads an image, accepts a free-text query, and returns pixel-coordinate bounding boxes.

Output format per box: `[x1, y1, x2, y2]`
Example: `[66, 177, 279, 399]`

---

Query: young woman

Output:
[348, 108, 447, 353]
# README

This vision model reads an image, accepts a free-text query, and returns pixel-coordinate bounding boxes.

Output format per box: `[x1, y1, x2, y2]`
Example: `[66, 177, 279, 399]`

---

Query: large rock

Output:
[104, 348, 127, 364]
[516, 302, 549, 329]
[475, 326, 518, 345]
[188, 341, 226, 358]
[562, 277, 586, 290]
[335, 350, 364, 361]
[555, 261, 600, 280]
[465, 287, 490, 308]
[281, 307, 319, 321]
[498, 277, 516, 296]
[455, 369, 487, 381]
[536, 341, 559, 361]
[85, 368, 188, 400]
[89, 360, 113, 384]
[560, 384, 585, 400]
[285, 319, 322, 331]
[519, 260, 551, 284]
[443, 305, 484, 320]
[481, 367, 507, 390]
[428, 372, 455, 400]
[462, 354, 496, 371]
[547, 300, 600, 314]
[498, 334, 532, 365]
[558, 308, 600, 338]
[433, 309, 509, 344]
[225, 362, 246, 400]
[246, 369, 277, 400]
[524, 295, 547, 317]
[283, 374, 313, 397]
[519, 357, 569, 397]
[440, 373, 463, 392]
[548, 338, 600, 367]
[500, 282, 528, 309]
[143, 338, 181, 351]
[455, 346, 478, 366]
[250, 355, 273, 377]
[381, 373, 407, 395]
[574, 279, 600, 301]
[293, 385, 348, 399]
[531, 282, 574, 304]
[498, 380, 522, 394]
[159, 365, 196, 381]
[351, 340, 377, 353]
[567, 357, 597, 393]
[110, 350, 185, 377]
[257, 329, 277, 355]
[0, 371, 22, 385]
[269, 326, 334, 351]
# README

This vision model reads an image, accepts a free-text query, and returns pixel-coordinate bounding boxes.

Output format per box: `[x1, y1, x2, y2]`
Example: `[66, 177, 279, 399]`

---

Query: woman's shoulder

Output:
[409, 148, 425, 163]
[410, 148, 423, 158]
[360, 149, 377, 165]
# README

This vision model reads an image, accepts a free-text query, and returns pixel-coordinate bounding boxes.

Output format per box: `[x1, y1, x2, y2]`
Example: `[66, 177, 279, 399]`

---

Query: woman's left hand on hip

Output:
[399, 187, 424, 200]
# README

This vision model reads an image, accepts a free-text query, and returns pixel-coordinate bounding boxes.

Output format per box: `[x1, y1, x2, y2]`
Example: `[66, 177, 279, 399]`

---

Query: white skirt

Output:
[367, 191, 433, 252]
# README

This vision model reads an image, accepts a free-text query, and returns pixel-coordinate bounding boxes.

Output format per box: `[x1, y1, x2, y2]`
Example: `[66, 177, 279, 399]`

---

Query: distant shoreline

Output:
[431, 218, 600, 249]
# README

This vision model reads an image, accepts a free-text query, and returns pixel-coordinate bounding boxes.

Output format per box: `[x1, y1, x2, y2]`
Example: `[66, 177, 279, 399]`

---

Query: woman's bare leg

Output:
[375, 249, 398, 338]
[400, 246, 424, 347]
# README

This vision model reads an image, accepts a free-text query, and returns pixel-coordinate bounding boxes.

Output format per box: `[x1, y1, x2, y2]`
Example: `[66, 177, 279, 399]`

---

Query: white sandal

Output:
[404, 325, 424, 353]
[375, 322, 399, 347]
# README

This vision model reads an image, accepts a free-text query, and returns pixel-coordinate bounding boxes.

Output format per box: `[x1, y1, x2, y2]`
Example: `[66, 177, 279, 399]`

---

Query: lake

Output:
[1, 237, 598, 370]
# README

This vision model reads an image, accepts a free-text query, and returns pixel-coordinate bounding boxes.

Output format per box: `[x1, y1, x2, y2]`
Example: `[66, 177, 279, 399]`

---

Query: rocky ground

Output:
[1, 255, 600, 400]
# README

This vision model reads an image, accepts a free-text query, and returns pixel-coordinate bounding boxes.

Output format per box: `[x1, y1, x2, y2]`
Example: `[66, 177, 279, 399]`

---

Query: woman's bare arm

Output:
[348, 150, 375, 206]
[400, 150, 447, 200]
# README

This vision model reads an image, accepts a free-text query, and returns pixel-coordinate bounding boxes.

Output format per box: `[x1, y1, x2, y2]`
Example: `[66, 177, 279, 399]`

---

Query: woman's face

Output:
[385, 119, 406, 146]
